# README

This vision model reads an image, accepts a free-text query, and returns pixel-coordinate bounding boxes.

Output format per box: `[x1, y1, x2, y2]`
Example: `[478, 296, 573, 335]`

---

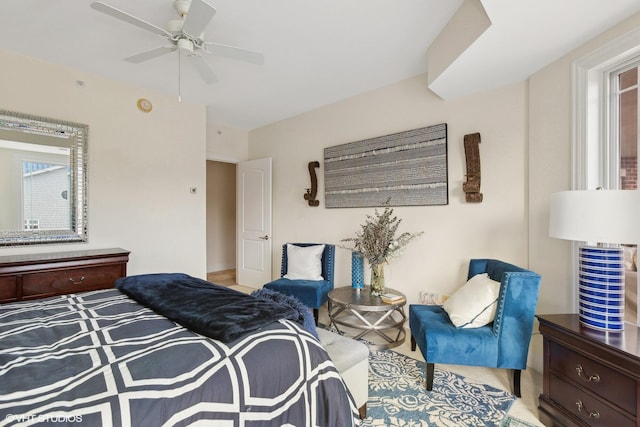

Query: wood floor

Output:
[207, 269, 237, 287]
[207, 269, 256, 295]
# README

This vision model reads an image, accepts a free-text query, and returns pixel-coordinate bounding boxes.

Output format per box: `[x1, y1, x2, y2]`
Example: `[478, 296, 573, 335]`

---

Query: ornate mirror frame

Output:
[0, 110, 88, 246]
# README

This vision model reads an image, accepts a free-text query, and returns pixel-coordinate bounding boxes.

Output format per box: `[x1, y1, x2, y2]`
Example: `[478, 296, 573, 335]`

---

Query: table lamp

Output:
[549, 189, 640, 331]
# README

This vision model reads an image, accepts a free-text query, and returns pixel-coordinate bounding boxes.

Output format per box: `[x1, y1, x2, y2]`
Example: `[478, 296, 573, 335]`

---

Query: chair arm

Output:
[493, 271, 541, 368]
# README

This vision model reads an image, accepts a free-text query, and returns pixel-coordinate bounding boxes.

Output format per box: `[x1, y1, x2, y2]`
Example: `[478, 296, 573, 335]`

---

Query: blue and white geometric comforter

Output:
[0, 290, 359, 426]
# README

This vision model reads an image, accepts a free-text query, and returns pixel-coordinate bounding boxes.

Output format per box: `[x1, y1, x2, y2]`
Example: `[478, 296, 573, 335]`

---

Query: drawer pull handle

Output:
[575, 400, 600, 419]
[575, 364, 600, 382]
[69, 276, 86, 285]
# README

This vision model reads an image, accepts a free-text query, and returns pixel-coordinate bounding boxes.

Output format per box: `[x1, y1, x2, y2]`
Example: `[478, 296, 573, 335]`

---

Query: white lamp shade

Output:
[549, 190, 640, 244]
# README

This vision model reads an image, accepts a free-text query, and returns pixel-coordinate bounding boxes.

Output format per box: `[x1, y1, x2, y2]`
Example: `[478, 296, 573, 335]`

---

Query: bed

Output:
[0, 273, 359, 426]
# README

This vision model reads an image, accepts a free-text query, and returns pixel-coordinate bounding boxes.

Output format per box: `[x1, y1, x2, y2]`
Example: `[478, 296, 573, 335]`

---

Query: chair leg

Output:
[358, 403, 367, 420]
[513, 369, 522, 398]
[426, 363, 434, 391]
[313, 308, 319, 326]
[410, 335, 416, 351]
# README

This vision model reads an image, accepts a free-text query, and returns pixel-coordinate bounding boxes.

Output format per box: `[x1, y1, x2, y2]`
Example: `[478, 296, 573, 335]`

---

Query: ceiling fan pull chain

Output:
[178, 49, 181, 102]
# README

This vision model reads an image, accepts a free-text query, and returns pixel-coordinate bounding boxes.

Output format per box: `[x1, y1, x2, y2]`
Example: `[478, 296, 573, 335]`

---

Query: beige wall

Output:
[0, 49, 207, 278]
[206, 161, 236, 272]
[249, 74, 529, 316]
[206, 118, 249, 162]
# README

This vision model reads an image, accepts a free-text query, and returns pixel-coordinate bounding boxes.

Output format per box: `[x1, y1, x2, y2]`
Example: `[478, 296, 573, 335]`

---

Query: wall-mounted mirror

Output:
[0, 110, 88, 246]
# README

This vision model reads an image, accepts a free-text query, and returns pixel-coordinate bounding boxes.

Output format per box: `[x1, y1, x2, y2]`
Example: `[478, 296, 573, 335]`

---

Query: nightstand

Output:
[537, 314, 640, 427]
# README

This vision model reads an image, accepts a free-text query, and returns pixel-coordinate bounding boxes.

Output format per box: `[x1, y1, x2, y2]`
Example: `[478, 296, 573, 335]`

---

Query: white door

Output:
[236, 158, 272, 287]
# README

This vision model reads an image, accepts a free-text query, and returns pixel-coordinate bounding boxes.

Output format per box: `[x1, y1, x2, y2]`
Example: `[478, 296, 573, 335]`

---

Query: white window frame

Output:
[573, 27, 640, 326]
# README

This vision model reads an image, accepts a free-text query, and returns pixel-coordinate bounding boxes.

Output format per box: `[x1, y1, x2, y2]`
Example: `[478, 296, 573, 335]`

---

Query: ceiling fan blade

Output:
[125, 46, 176, 64]
[182, 0, 216, 39]
[205, 42, 264, 65]
[191, 55, 218, 84]
[91, 2, 173, 39]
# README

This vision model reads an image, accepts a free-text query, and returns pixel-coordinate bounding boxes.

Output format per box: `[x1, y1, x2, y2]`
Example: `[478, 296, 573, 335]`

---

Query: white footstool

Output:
[316, 328, 369, 419]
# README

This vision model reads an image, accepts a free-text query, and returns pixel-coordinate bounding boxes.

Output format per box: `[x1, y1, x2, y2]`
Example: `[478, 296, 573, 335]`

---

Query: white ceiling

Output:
[1, 0, 640, 130]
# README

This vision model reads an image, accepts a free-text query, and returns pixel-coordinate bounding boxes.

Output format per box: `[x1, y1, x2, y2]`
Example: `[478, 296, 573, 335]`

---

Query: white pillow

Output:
[283, 244, 325, 281]
[623, 246, 637, 271]
[442, 273, 501, 328]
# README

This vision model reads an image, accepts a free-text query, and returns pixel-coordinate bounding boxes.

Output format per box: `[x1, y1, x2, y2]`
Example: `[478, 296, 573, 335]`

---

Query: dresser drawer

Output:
[549, 340, 636, 414]
[22, 265, 122, 299]
[549, 374, 635, 427]
[0, 276, 17, 302]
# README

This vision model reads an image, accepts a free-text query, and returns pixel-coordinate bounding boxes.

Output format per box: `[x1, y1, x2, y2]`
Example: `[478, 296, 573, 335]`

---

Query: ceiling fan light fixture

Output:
[167, 19, 184, 34]
[174, 0, 191, 17]
[177, 38, 194, 52]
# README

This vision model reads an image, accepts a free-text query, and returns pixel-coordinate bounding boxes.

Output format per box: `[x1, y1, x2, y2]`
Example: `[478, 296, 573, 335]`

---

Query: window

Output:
[610, 64, 639, 325]
[613, 65, 639, 191]
[22, 160, 71, 230]
[574, 32, 640, 326]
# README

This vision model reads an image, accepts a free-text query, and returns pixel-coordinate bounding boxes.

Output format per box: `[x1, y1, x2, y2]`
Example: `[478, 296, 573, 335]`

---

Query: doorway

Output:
[206, 160, 236, 285]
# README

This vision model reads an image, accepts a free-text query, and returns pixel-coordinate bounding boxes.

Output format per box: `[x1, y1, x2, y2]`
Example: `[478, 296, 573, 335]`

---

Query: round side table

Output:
[327, 286, 406, 350]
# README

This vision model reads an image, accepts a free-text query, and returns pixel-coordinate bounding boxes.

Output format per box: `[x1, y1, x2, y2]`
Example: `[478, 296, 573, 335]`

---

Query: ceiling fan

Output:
[90, 0, 263, 88]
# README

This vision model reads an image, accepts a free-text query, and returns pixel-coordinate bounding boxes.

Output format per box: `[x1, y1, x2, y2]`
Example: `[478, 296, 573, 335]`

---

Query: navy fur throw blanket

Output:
[251, 287, 318, 338]
[115, 273, 314, 343]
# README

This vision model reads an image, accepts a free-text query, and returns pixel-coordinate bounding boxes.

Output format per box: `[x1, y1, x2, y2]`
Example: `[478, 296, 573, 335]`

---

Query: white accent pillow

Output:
[283, 244, 325, 281]
[442, 273, 501, 328]
[623, 246, 637, 271]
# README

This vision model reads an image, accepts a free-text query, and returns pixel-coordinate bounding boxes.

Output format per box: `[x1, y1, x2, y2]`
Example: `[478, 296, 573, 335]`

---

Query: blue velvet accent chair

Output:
[263, 243, 335, 325]
[409, 259, 541, 397]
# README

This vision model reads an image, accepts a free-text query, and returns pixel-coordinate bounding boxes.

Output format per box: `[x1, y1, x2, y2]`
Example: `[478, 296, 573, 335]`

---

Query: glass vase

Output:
[370, 263, 385, 296]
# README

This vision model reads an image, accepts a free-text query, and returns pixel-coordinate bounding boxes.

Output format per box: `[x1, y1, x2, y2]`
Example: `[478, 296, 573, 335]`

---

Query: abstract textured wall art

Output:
[324, 123, 448, 208]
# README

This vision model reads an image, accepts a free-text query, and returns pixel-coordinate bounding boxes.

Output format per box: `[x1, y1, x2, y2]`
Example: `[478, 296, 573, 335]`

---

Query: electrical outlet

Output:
[420, 291, 445, 305]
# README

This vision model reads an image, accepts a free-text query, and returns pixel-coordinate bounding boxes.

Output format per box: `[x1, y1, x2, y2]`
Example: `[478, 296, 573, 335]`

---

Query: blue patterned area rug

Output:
[500, 415, 539, 427]
[362, 349, 516, 426]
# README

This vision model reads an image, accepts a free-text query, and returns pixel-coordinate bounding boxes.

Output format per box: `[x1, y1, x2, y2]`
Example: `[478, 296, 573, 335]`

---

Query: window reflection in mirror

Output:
[0, 110, 87, 246]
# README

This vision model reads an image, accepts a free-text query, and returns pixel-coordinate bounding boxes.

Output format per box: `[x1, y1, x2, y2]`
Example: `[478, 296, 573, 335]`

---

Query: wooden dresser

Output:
[0, 248, 130, 303]
[538, 314, 640, 427]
